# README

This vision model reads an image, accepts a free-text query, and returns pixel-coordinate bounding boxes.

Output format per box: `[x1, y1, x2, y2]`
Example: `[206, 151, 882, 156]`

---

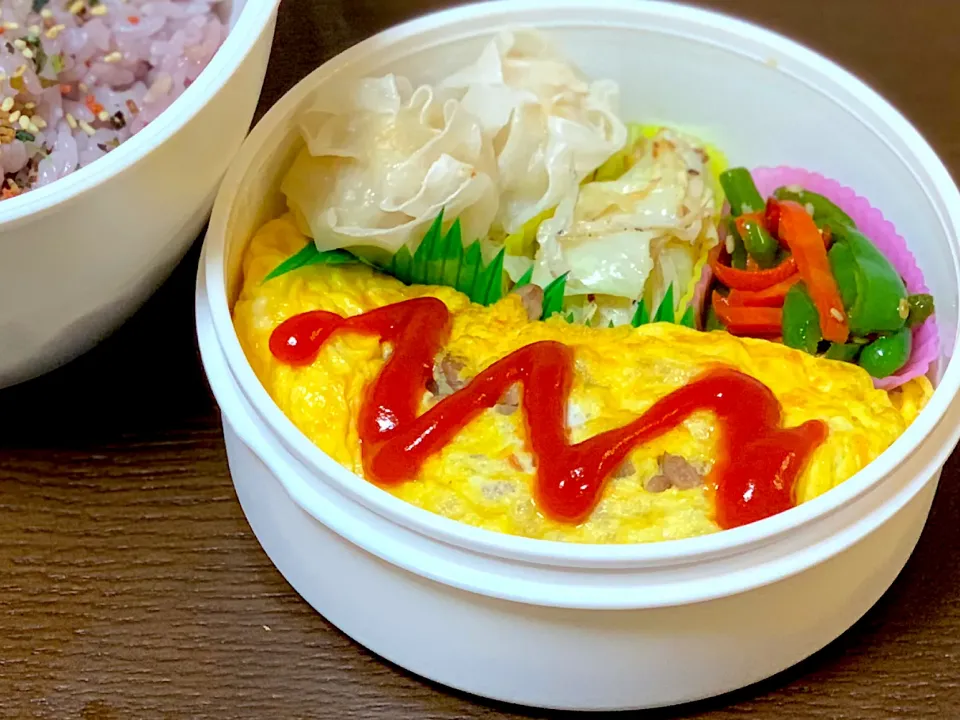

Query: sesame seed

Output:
[14, 65, 26, 77]
[23, 102, 34, 110]
[32, 117, 46, 129]
[97, 110, 110, 122]
[40, 9, 53, 20]
[18, 115, 30, 130]
[79, 120, 96, 136]
[103, 51, 122, 63]
[78, 82, 88, 92]
[27, 25, 40, 35]
[898, 298, 910, 319]
[21, 48, 34, 60]
[1, 97, 14, 113]
[27, 121, 39, 134]
[65, 113, 77, 129]
[12, 39, 25, 50]
[7, 110, 19, 123]
[829, 308, 845, 322]
[69, 1, 86, 15]
[45, 24, 65, 39]
[90, 5, 109, 16]
[3, 21, 19, 31]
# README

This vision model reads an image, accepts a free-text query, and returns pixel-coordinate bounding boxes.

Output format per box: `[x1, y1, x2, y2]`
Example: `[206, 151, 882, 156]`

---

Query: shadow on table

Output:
[0, 236, 217, 450]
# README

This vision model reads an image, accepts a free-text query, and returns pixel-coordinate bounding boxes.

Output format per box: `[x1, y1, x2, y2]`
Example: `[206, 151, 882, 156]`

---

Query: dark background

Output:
[2, 1, 959, 718]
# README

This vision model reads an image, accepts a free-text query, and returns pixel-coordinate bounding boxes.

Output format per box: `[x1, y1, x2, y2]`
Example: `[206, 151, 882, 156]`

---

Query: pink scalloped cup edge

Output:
[751, 166, 939, 390]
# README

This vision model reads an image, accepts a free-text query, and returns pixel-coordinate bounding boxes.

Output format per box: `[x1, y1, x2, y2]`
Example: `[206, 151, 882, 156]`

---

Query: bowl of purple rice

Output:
[0, 0, 281, 388]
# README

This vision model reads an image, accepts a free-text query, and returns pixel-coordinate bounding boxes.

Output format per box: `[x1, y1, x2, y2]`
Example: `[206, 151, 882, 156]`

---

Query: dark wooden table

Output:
[2, 1, 959, 717]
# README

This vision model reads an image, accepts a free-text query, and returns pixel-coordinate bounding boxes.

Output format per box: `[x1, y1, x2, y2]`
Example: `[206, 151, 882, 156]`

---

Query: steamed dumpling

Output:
[281, 30, 629, 260]
[281, 75, 499, 256]
[440, 30, 628, 235]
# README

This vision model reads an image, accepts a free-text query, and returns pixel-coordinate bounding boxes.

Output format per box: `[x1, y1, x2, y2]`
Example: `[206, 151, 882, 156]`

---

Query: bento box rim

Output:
[0, 0, 282, 230]
[203, 0, 960, 569]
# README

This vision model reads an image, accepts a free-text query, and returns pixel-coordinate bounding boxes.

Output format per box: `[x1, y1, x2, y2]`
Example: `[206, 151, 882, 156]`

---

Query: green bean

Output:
[719, 167, 766, 216]
[726, 217, 748, 269]
[737, 216, 779, 268]
[858, 327, 912, 378]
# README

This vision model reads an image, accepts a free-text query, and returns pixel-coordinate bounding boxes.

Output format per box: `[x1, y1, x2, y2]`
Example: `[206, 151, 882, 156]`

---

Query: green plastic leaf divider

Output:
[440, 220, 463, 289]
[514, 266, 534, 289]
[391, 246, 413, 284]
[631, 298, 650, 327]
[264, 209, 510, 306]
[632, 283, 683, 327]
[261, 210, 707, 330]
[427, 228, 446, 285]
[412, 210, 443, 285]
[540, 273, 569, 320]
[457, 243, 482, 296]
[653, 285, 675, 323]
[477, 248, 506, 305]
[262, 243, 358, 284]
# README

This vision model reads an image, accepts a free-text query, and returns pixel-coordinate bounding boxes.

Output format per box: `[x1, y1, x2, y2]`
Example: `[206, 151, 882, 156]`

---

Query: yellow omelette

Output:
[232, 215, 933, 544]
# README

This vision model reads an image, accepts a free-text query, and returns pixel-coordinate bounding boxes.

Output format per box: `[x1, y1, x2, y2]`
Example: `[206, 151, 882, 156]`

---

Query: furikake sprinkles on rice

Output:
[0, 0, 225, 200]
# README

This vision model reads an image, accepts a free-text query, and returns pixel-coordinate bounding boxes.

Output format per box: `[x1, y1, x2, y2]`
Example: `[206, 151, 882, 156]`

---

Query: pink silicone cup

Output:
[751, 166, 939, 390]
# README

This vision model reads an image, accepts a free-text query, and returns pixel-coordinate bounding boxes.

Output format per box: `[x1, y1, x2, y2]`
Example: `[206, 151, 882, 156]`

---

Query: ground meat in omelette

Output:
[231, 216, 933, 544]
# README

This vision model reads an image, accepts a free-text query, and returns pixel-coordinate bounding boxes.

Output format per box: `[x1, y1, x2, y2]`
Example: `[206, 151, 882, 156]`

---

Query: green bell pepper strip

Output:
[858, 327, 912, 378]
[906, 293, 935, 328]
[772, 186, 855, 231]
[719, 168, 766, 216]
[827, 240, 858, 310]
[775, 187, 908, 336]
[831, 226, 909, 335]
[782, 282, 822, 354]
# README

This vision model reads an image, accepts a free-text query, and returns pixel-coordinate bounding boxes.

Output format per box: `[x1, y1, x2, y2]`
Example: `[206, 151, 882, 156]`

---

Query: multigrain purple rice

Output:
[0, 0, 225, 200]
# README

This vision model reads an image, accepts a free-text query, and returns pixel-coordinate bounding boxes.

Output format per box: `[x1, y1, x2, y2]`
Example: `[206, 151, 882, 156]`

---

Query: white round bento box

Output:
[0, 0, 281, 388]
[196, 0, 960, 711]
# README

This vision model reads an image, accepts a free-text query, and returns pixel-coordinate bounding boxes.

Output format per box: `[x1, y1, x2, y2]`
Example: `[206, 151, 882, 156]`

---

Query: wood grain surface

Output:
[2, 1, 959, 717]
